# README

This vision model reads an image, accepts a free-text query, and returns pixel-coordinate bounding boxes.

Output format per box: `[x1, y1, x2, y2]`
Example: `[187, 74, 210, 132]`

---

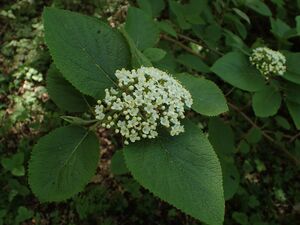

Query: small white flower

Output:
[249, 47, 286, 77]
[94, 66, 193, 144]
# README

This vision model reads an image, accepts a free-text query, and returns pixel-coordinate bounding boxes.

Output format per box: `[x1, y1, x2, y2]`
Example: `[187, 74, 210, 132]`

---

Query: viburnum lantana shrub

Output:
[28, 7, 228, 225]
[28, 1, 300, 224]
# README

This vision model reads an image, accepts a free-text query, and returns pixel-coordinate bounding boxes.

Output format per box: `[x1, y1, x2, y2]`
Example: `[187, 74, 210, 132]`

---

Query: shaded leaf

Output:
[143, 48, 166, 62]
[245, 0, 271, 16]
[208, 118, 239, 200]
[270, 18, 291, 39]
[285, 82, 300, 104]
[157, 21, 177, 37]
[252, 85, 282, 117]
[283, 52, 300, 84]
[137, 0, 165, 17]
[28, 126, 99, 202]
[125, 7, 160, 51]
[110, 151, 129, 175]
[233, 8, 251, 24]
[177, 54, 210, 73]
[286, 101, 300, 129]
[168, 0, 190, 29]
[120, 28, 152, 68]
[46, 64, 90, 112]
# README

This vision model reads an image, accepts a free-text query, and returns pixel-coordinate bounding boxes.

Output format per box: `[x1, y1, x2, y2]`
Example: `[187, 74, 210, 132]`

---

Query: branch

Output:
[177, 33, 224, 56]
[289, 132, 300, 143]
[160, 34, 205, 59]
[228, 102, 300, 166]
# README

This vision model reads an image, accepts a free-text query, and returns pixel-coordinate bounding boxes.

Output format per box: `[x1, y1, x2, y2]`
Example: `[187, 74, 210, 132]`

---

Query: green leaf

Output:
[137, 0, 152, 15]
[43, 7, 130, 99]
[252, 85, 282, 117]
[233, 8, 251, 24]
[154, 52, 178, 73]
[245, 0, 272, 16]
[15, 207, 34, 225]
[208, 118, 235, 157]
[286, 101, 300, 129]
[175, 73, 228, 116]
[223, 30, 250, 55]
[125, 7, 160, 51]
[177, 54, 210, 73]
[275, 116, 291, 130]
[143, 48, 166, 62]
[157, 21, 177, 37]
[110, 151, 129, 175]
[193, 25, 222, 50]
[246, 127, 262, 144]
[1, 153, 25, 177]
[137, 0, 165, 17]
[46, 64, 90, 112]
[296, 16, 300, 34]
[168, 0, 190, 29]
[221, 159, 240, 200]
[208, 118, 239, 200]
[120, 28, 152, 68]
[183, 0, 208, 15]
[232, 212, 249, 225]
[28, 126, 99, 202]
[270, 18, 291, 39]
[211, 52, 265, 92]
[283, 52, 300, 84]
[123, 121, 225, 225]
[224, 13, 247, 39]
[285, 82, 300, 104]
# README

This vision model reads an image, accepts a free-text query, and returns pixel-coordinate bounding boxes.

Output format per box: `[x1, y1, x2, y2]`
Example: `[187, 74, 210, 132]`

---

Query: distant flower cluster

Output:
[95, 67, 193, 144]
[249, 47, 286, 76]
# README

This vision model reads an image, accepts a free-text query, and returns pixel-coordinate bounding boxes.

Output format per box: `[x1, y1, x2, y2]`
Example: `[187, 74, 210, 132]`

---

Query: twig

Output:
[228, 102, 300, 166]
[264, 130, 294, 139]
[177, 33, 224, 56]
[225, 87, 235, 97]
[161, 34, 205, 59]
[289, 132, 300, 143]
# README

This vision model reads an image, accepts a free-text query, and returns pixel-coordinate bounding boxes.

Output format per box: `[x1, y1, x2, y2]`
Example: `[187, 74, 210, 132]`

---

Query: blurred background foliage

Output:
[0, 0, 300, 224]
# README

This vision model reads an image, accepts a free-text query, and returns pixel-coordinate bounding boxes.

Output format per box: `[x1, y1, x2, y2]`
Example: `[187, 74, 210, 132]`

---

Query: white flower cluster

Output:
[249, 47, 286, 76]
[95, 67, 193, 144]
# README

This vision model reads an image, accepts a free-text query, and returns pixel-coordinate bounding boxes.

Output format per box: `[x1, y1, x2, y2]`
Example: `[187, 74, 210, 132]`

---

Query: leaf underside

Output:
[28, 126, 99, 202]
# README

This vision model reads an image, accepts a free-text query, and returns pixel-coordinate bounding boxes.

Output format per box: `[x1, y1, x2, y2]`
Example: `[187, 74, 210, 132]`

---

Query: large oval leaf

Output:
[211, 52, 265, 92]
[28, 126, 99, 202]
[123, 121, 225, 225]
[175, 73, 228, 116]
[43, 7, 130, 99]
